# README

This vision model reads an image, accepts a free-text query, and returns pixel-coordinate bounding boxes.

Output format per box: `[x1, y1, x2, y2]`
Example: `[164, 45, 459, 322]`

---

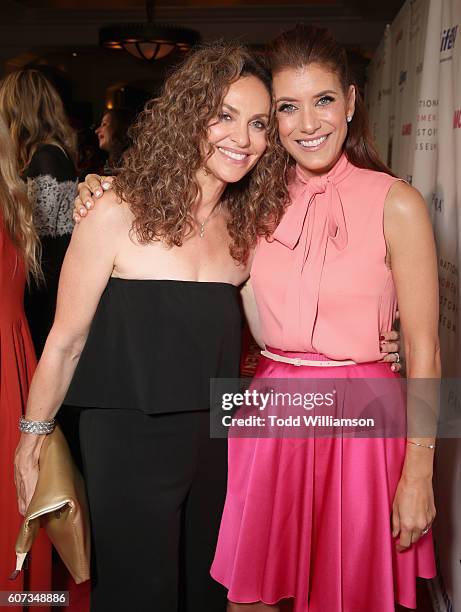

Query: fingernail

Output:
[379, 335, 385, 341]
[79, 208, 86, 215]
[102, 182, 111, 190]
[85, 201, 92, 209]
[95, 189, 102, 197]
[391, 365, 396, 371]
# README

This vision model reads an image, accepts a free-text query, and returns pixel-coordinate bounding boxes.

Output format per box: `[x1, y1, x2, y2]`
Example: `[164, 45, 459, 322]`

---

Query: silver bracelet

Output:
[407, 440, 436, 450]
[19, 416, 55, 435]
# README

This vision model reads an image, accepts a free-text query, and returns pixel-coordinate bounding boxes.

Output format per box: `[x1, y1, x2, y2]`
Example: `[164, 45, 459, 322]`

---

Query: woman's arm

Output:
[15, 191, 126, 514]
[241, 279, 264, 349]
[384, 181, 440, 552]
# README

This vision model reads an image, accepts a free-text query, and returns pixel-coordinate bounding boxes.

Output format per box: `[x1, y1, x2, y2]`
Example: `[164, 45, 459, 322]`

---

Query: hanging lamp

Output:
[99, 0, 200, 61]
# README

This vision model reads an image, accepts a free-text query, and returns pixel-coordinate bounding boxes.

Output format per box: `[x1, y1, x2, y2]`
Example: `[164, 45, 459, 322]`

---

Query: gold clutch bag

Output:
[11, 425, 91, 584]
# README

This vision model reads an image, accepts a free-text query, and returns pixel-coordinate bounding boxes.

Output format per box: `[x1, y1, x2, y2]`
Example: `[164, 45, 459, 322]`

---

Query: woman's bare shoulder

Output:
[75, 189, 133, 234]
[385, 180, 428, 220]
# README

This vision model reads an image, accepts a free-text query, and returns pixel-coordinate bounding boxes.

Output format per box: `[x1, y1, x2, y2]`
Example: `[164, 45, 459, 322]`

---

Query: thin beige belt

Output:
[261, 349, 356, 368]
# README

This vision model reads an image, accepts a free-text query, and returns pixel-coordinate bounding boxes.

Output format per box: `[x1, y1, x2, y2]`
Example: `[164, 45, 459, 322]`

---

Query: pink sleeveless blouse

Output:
[251, 154, 400, 363]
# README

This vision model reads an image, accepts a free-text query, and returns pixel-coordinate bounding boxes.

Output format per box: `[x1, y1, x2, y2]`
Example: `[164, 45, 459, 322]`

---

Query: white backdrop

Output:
[367, 0, 461, 610]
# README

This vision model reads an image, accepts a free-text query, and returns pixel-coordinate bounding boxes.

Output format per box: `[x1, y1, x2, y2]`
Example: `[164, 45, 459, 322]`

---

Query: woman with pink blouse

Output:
[211, 26, 438, 612]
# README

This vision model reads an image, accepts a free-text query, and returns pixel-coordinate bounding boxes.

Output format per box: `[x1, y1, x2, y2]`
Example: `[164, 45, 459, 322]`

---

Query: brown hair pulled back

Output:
[115, 42, 289, 265]
[267, 24, 393, 175]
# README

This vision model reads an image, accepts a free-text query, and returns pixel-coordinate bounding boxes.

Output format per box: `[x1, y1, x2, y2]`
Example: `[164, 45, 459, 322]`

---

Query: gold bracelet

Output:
[407, 440, 436, 450]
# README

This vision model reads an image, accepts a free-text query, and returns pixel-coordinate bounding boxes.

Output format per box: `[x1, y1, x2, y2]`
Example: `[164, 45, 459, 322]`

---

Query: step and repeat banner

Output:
[367, 0, 460, 610]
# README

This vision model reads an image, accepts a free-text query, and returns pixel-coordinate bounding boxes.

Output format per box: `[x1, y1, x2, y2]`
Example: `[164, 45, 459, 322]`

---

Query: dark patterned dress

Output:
[23, 143, 77, 356]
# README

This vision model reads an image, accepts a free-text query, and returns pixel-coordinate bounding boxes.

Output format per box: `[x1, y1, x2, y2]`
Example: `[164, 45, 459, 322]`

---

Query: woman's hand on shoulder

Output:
[72, 188, 127, 238]
[73, 174, 114, 223]
[70, 188, 129, 278]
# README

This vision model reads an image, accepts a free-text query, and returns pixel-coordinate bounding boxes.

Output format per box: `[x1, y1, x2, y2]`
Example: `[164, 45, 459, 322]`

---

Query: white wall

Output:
[367, 1, 461, 609]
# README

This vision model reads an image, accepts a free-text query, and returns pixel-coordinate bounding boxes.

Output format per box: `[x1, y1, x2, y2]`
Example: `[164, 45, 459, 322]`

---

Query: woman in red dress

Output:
[0, 115, 52, 601]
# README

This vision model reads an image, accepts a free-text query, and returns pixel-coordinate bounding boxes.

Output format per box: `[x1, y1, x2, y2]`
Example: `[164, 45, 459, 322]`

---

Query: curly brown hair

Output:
[114, 42, 289, 264]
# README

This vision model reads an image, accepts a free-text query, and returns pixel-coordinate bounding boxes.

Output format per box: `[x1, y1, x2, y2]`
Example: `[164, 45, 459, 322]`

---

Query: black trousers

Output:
[79, 408, 228, 612]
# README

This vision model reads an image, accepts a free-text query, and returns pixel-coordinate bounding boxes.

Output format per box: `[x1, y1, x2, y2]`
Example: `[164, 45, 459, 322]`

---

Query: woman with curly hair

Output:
[13, 43, 287, 612]
[0, 69, 78, 357]
[0, 115, 51, 603]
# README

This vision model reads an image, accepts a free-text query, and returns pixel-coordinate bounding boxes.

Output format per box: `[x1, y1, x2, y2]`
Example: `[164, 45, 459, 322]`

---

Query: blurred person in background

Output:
[95, 107, 135, 175]
[0, 114, 52, 604]
[0, 68, 78, 358]
[77, 125, 107, 180]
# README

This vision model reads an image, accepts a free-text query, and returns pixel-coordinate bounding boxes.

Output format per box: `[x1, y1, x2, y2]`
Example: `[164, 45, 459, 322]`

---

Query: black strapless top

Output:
[65, 278, 242, 414]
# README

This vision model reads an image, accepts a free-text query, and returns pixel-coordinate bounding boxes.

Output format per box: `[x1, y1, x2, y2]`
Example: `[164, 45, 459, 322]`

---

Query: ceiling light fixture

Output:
[99, 0, 199, 62]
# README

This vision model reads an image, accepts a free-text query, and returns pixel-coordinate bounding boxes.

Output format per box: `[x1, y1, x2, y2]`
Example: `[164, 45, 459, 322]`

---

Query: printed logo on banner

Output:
[439, 296, 458, 332]
[432, 193, 443, 213]
[439, 257, 458, 334]
[419, 99, 438, 109]
[417, 112, 436, 122]
[415, 99, 439, 152]
[453, 109, 461, 129]
[402, 123, 412, 136]
[416, 126, 437, 138]
[440, 24, 458, 62]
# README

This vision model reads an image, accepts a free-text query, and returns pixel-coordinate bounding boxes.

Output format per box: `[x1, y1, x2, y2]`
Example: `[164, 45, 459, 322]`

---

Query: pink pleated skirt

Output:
[210, 349, 436, 611]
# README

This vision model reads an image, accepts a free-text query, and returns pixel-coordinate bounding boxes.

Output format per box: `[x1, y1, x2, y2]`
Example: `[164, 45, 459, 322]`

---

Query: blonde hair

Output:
[0, 69, 77, 175]
[0, 114, 41, 281]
